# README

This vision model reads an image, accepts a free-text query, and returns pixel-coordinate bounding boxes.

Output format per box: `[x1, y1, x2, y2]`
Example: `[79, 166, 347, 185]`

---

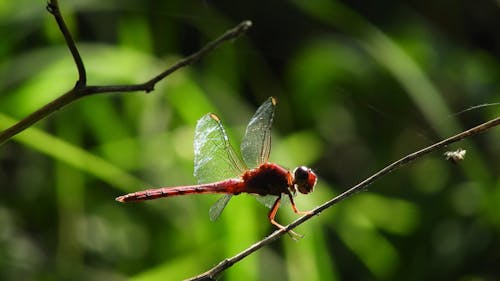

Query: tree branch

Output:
[46, 0, 86, 86]
[0, 1, 252, 145]
[186, 116, 500, 281]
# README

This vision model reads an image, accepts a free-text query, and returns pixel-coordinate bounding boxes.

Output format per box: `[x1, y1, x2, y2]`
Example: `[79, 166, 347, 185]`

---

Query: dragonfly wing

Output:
[194, 113, 246, 184]
[255, 194, 280, 209]
[209, 194, 233, 221]
[240, 97, 277, 168]
[254, 193, 294, 210]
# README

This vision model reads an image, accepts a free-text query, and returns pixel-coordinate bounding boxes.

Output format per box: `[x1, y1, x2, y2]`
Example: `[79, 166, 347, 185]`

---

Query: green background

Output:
[1, 0, 499, 280]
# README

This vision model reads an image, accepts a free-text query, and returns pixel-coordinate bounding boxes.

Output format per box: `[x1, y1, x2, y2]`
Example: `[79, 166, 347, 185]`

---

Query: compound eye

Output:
[293, 166, 317, 194]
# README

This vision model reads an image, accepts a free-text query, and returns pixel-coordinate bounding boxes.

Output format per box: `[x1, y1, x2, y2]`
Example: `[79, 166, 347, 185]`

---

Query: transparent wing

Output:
[209, 194, 233, 221]
[254, 193, 296, 209]
[255, 194, 280, 209]
[240, 97, 277, 168]
[194, 113, 246, 184]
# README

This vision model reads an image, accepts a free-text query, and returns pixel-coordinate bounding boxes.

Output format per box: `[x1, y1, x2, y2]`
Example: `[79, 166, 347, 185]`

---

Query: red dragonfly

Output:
[116, 97, 317, 230]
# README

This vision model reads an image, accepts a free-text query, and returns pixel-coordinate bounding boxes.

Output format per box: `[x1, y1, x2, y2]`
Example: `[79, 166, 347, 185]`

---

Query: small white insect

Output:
[444, 148, 467, 163]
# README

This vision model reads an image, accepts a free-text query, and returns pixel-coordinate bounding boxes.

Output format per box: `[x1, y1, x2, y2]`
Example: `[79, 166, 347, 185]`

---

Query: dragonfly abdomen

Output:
[116, 179, 244, 203]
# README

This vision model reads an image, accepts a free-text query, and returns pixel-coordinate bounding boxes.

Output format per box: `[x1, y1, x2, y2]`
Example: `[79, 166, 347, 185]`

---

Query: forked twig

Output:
[46, 0, 86, 86]
[186, 116, 500, 281]
[0, 0, 252, 145]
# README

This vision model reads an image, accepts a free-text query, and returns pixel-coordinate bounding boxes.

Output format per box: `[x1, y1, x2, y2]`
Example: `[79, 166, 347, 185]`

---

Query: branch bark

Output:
[46, 0, 86, 86]
[0, 0, 252, 145]
[186, 116, 500, 281]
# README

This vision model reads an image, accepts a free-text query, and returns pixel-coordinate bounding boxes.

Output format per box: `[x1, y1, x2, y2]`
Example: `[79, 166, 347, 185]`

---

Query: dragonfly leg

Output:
[268, 197, 284, 229]
[268, 196, 303, 239]
[287, 193, 313, 216]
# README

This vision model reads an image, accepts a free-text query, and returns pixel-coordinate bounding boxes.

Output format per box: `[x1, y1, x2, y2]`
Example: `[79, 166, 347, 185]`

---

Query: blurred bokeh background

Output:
[1, 0, 499, 280]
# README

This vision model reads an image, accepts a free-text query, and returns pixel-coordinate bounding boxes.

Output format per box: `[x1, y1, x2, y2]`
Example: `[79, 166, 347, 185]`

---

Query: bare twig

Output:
[186, 116, 500, 281]
[46, 0, 86, 86]
[0, 1, 252, 145]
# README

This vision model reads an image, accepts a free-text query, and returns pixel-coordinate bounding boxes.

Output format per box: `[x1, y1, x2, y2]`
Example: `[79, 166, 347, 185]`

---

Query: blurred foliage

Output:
[1, 0, 499, 280]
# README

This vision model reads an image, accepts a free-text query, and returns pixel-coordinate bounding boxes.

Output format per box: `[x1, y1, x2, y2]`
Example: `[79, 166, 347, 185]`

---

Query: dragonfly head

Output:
[293, 166, 317, 194]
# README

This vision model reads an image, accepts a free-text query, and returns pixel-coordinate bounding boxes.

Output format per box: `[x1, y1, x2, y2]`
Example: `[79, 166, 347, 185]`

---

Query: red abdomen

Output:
[116, 179, 244, 202]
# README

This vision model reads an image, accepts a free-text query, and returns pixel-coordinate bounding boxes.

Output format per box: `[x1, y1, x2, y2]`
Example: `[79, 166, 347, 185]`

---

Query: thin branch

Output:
[186, 116, 500, 281]
[0, 1, 252, 145]
[46, 0, 86, 86]
[0, 89, 82, 145]
[84, 19, 253, 94]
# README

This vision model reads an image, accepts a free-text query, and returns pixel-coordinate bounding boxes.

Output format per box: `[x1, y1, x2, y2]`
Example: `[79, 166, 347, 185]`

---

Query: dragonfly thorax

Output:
[241, 163, 292, 196]
[292, 166, 317, 194]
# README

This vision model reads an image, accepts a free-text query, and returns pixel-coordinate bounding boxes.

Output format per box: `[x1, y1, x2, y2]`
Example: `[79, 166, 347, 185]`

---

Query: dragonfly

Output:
[116, 97, 317, 231]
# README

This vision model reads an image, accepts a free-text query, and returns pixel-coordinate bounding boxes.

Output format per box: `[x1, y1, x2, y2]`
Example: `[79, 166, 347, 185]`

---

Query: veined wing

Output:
[209, 194, 233, 221]
[194, 113, 246, 184]
[240, 97, 277, 169]
[255, 194, 281, 209]
[194, 113, 245, 221]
